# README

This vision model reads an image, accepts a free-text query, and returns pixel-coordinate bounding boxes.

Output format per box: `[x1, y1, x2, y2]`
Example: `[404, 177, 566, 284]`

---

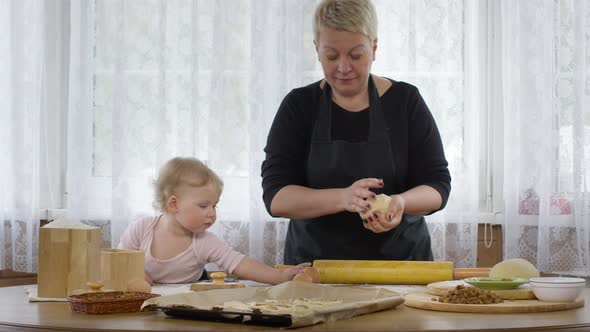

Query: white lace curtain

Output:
[2, 0, 588, 274]
[500, 0, 590, 276]
[0, 0, 69, 271]
[0, 0, 42, 272]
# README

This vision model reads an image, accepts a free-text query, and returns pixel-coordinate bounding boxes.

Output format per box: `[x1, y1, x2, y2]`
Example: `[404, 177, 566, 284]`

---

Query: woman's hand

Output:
[363, 194, 405, 233]
[280, 262, 311, 282]
[340, 178, 384, 214]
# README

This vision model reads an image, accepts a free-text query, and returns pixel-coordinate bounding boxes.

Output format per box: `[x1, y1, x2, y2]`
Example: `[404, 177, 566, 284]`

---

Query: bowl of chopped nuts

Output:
[529, 277, 585, 302]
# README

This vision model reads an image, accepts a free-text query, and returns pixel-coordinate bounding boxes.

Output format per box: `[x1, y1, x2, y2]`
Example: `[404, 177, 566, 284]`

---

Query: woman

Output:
[261, 0, 451, 264]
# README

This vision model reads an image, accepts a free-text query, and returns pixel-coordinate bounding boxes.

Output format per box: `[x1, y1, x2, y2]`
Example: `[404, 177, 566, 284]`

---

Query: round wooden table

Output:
[1, 285, 589, 331]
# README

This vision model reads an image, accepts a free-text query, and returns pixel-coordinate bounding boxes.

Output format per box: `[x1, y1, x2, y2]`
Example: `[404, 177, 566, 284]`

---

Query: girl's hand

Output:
[145, 273, 154, 286]
[280, 262, 311, 282]
[340, 178, 384, 214]
[363, 194, 405, 233]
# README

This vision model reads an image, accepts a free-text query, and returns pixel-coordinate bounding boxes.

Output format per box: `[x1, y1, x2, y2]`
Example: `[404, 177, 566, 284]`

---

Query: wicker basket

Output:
[67, 291, 160, 314]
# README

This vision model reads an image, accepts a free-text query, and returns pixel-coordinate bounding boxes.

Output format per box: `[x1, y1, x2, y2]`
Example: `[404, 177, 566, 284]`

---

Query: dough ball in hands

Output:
[489, 258, 540, 279]
[359, 194, 392, 220]
[127, 278, 152, 293]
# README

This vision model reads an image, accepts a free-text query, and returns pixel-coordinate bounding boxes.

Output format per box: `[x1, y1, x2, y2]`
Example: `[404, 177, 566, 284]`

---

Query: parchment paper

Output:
[142, 280, 404, 328]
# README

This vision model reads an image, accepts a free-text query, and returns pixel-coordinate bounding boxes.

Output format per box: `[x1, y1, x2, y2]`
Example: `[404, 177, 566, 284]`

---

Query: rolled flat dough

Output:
[489, 258, 540, 279]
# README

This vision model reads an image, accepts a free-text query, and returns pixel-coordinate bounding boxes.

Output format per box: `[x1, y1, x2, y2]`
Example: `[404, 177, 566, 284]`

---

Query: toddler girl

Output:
[119, 157, 307, 284]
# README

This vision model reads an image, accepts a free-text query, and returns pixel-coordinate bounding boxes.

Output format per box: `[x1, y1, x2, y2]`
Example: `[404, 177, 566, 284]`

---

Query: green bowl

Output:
[464, 277, 529, 290]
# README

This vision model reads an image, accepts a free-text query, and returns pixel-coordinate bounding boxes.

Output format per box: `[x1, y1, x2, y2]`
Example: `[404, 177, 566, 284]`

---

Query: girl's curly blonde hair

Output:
[153, 157, 223, 211]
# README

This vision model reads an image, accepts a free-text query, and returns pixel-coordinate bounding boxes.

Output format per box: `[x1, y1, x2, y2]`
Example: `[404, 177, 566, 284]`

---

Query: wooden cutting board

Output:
[190, 283, 245, 292]
[427, 280, 535, 300]
[404, 292, 584, 313]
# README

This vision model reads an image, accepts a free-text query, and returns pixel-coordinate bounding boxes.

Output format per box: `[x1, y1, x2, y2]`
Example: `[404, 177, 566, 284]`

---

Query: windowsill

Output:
[39, 209, 67, 221]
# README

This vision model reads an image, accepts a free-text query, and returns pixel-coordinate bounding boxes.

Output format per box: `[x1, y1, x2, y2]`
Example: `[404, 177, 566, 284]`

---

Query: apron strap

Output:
[312, 75, 389, 143]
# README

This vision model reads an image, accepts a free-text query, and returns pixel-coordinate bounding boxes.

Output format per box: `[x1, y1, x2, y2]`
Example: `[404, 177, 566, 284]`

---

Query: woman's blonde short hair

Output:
[154, 157, 223, 211]
[313, 0, 378, 43]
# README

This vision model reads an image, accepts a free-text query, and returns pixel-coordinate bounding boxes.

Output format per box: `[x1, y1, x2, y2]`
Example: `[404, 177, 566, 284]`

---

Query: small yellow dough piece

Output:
[210, 271, 227, 285]
[293, 272, 313, 283]
[302, 267, 320, 283]
[359, 194, 392, 220]
[489, 258, 540, 279]
[86, 281, 104, 292]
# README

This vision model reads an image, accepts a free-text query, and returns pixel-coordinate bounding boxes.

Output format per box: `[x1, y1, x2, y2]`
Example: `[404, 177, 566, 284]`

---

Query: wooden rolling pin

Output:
[317, 266, 451, 284]
[275, 261, 490, 284]
[313, 260, 451, 269]
[452, 267, 490, 279]
[314, 260, 453, 285]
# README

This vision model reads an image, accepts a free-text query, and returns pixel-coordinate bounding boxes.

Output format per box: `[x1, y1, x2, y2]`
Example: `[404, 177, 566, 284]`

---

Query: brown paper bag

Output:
[100, 248, 145, 291]
[37, 227, 101, 298]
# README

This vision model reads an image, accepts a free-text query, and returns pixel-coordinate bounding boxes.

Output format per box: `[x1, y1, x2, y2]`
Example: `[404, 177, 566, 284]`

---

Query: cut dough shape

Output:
[219, 298, 344, 315]
[359, 194, 392, 220]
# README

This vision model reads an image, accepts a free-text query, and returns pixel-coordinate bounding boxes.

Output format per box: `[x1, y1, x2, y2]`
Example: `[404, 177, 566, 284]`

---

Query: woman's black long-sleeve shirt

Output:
[261, 78, 451, 216]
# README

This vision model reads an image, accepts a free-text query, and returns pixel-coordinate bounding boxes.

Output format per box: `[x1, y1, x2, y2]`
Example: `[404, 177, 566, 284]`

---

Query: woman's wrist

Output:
[336, 188, 347, 212]
[398, 185, 442, 215]
[273, 186, 349, 219]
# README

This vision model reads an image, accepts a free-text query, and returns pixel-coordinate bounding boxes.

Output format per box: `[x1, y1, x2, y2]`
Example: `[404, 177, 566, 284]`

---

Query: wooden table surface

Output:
[1, 285, 590, 331]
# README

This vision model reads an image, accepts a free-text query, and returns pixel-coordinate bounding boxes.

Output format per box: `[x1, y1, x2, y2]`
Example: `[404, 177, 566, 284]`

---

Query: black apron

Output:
[283, 76, 433, 264]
